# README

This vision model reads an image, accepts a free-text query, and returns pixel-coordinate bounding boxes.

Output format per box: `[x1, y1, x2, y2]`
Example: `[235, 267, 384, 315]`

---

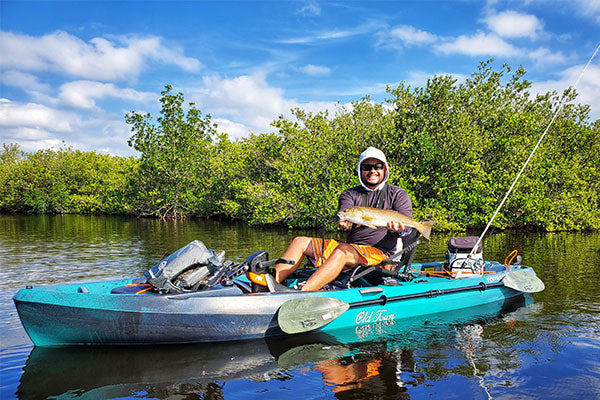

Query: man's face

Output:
[360, 157, 386, 189]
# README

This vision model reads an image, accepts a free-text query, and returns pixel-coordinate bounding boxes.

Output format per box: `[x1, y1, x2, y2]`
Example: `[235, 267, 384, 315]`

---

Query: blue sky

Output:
[1, 0, 599, 156]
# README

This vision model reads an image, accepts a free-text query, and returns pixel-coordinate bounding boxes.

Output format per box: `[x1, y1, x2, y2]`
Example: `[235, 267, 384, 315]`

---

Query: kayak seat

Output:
[109, 278, 152, 294]
[111, 284, 153, 294]
[346, 229, 421, 287]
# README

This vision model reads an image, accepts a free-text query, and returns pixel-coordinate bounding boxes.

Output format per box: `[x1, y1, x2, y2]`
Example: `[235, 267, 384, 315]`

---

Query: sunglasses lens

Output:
[361, 163, 384, 171]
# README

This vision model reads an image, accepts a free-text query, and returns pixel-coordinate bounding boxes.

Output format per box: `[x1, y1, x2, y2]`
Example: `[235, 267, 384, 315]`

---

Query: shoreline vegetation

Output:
[1, 61, 599, 232]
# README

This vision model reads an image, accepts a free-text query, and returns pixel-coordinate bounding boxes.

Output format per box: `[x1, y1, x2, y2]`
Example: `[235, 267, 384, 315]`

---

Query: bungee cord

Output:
[471, 43, 600, 255]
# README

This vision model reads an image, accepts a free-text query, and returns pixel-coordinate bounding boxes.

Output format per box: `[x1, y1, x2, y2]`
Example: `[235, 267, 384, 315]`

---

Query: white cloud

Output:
[574, 0, 600, 22]
[436, 32, 522, 57]
[277, 21, 379, 44]
[484, 10, 544, 39]
[0, 98, 136, 155]
[58, 81, 158, 109]
[0, 30, 202, 82]
[297, 0, 321, 17]
[389, 25, 438, 46]
[0, 70, 51, 93]
[279, 29, 361, 44]
[213, 118, 253, 139]
[188, 73, 345, 139]
[528, 47, 570, 66]
[0, 100, 73, 133]
[377, 18, 566, 67]
[193, 73, 294, 131]
[376, 25, 438, 51]
[0, 100, 78, 152]
[299, 64, 332, 76]
[531, 64, 600, 121]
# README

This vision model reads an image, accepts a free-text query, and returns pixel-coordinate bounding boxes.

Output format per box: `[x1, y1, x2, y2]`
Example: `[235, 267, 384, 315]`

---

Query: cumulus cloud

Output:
[58, 81, 157, 109]
[212, 118, 254, 139]
[0, 30, 202, 82]
[188, 73, 345, 139]
[484, 10, 544, 39]
[375, 24, 438, 51]
[0, 99, 76, 152]
[531, 63, 600, 121]
[436, 32, 522, 57]
[0, 100, 73, 133]
[528, 47, 570, 66]
[0, 98, 137, 155]
[0, 70, 51, 93]
[376, 16, 566, 67]
[185, 73, 294, 138]
[299, 64, 331, 76]
[574, 0, 600, 22]
[198, 73, 291, 122]
[388, 25, 438, 46]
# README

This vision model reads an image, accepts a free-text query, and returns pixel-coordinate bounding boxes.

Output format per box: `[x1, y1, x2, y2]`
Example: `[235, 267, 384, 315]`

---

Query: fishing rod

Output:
[471, 43, 600, 255]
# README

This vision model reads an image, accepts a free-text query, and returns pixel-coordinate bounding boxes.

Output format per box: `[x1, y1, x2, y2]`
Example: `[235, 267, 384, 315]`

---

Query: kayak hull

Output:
[13, 262, 535, 346]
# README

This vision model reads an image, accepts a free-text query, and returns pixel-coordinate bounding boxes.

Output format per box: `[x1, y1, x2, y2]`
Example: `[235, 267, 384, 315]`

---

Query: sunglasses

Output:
[361, 163, 384, 171]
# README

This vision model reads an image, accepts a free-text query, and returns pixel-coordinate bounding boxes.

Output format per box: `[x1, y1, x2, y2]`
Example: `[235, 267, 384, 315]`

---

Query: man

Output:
[272, 146, 413, 291]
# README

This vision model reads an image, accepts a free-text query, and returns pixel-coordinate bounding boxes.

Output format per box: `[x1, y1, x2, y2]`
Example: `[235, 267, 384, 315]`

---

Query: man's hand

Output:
[387, 220, 406, 232]
[338, 220, 353, 231]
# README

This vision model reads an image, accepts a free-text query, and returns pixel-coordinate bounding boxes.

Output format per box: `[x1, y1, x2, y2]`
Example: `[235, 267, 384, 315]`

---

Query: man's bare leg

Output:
[274, 236, 316, 283]
[301, 243, 363, 291]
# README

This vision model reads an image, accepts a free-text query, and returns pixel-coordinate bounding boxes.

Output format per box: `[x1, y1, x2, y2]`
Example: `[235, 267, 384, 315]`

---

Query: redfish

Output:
[338, 206, 435, 240]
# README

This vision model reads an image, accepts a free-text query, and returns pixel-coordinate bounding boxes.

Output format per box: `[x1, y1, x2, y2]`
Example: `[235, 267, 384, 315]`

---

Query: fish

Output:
[337, 206, 435, 240]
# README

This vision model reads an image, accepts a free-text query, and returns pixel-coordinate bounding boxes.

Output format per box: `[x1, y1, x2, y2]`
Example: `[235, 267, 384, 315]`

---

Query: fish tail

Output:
[417, 221, 436, 240]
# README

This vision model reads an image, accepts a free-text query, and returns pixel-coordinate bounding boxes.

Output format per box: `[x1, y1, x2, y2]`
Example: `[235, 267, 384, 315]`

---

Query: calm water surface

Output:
[1, 214, 599, 399]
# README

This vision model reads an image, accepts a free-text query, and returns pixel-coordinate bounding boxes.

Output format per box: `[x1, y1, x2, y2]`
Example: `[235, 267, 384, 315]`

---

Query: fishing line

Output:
[471, 43, 600, 255]
[456, 325, 493, 400]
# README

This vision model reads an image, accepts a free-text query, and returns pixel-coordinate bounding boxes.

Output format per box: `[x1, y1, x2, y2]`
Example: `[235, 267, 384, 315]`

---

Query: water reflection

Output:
[18, 341, 277, 399]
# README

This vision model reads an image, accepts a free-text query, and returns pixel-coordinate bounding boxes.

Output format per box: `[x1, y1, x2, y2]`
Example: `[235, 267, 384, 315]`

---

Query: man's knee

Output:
[291, 236, 311, 245]
[288, 236, 311, 251]
[332, 242, 355, 254]
[330, 243, 361, 264]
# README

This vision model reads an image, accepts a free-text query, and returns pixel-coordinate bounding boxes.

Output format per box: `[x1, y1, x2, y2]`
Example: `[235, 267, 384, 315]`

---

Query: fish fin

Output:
[365, 224, 377, 229]
[416, 221, 436, 240]
[362, 216, 375, 221]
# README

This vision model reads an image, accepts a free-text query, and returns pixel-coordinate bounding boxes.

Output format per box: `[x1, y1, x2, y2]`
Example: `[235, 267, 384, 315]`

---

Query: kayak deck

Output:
[13, 261, 534, 346]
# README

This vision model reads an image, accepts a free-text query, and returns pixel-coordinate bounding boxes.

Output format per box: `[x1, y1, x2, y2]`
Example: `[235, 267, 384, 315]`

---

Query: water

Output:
[1, 214, 599, 399]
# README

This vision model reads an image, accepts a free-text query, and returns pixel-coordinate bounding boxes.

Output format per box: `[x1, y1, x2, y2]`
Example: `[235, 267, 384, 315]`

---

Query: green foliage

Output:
[126, 85, 217, 218]
[1, 61, 598, 231]
[0, 144, 137, 214]
[385, 60, 599, 231]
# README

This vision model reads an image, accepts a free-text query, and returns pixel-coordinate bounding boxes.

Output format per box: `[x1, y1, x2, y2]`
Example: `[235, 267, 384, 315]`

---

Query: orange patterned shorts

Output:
[309, 238, 389, 268]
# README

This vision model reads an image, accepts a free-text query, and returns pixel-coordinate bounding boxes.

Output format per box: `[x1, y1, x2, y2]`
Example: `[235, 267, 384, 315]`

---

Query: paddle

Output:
[278, 297, 349, 334]
[278, 270, 544, 334]
[502, 269, 545, 293]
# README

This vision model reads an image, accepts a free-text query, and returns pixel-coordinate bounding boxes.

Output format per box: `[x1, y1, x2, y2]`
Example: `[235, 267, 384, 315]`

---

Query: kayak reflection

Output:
[17, 294, 531, 399]
[305, 295, 532, 399]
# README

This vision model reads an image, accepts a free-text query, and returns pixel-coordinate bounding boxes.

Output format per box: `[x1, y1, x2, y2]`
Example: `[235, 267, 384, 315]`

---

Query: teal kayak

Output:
[13, 256, 541, 346]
